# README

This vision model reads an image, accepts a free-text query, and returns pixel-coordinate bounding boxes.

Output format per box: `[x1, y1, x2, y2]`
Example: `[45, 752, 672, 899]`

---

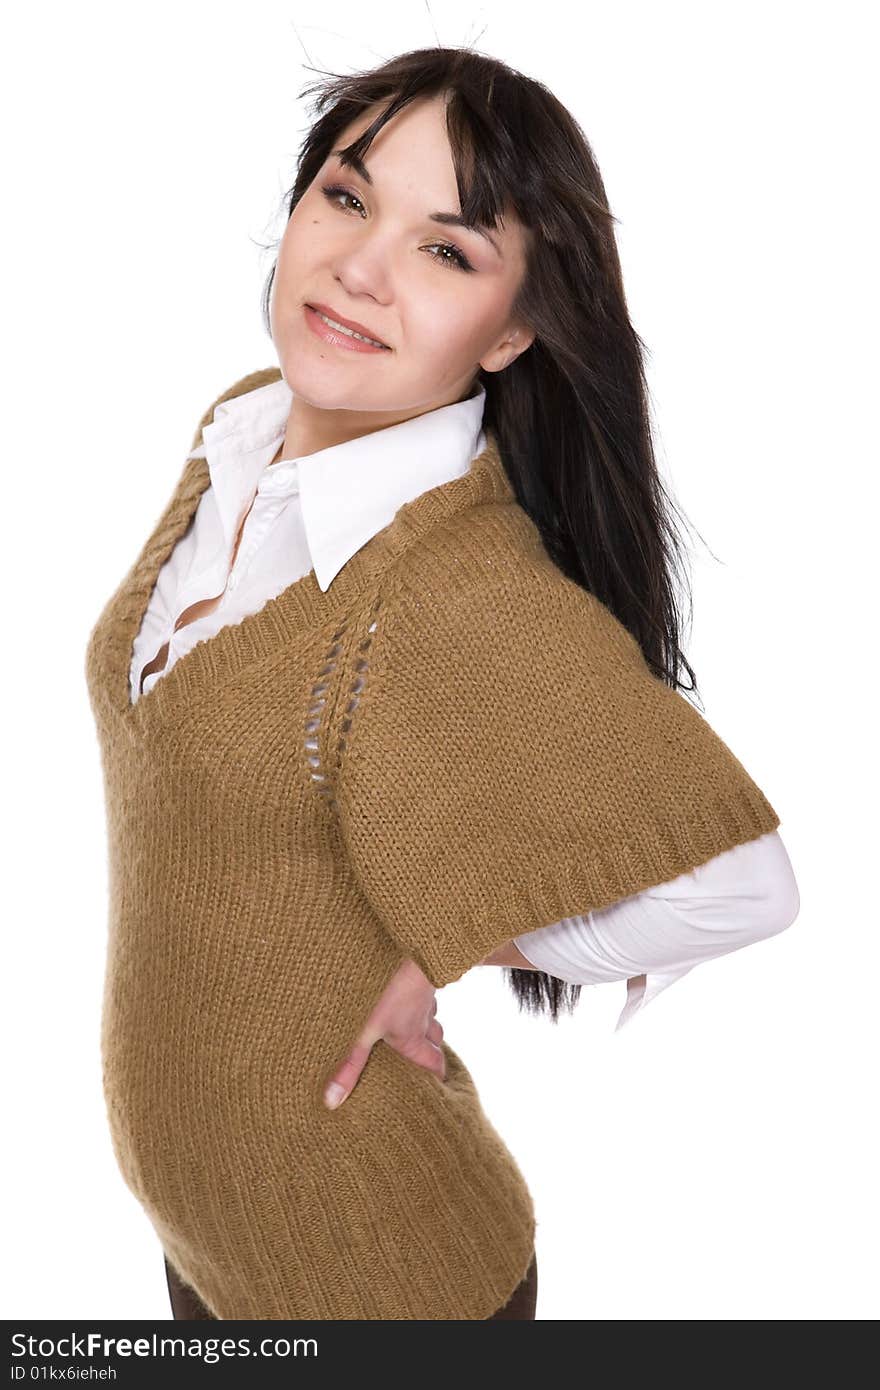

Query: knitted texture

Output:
[84, 366, 779, 1319]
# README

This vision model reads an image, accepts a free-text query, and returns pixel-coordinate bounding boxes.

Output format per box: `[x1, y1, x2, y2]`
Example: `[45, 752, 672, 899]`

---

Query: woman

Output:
[85, 47, 798, 1321]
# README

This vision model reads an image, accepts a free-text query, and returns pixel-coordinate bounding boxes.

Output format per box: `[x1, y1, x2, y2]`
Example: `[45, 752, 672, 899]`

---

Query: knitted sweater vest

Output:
[84, 366, 780, 1319]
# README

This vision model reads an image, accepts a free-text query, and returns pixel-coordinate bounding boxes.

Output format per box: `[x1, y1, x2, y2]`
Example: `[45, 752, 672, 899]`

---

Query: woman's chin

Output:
[277, 343, 398, 412]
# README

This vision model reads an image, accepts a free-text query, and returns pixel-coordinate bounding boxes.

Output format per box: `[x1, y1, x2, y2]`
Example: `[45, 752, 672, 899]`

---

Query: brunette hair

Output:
[261, 46, 706, 1022]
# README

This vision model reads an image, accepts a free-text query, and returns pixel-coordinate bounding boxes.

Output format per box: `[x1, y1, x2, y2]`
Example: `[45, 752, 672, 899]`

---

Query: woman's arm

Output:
[481, 941, 542, 969]
[479, 829, 800, 1029]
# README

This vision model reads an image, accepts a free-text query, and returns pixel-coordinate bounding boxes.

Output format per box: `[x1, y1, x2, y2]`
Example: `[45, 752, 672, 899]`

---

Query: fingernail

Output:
[324, 1082, 345, 1109]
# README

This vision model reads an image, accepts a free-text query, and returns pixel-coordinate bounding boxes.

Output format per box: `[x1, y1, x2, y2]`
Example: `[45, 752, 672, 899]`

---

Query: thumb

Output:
[323, 1037, 374, 1110]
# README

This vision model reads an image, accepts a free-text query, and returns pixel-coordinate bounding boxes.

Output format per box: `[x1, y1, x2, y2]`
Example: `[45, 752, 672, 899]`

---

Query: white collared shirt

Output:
[129, 373, 798, 1030]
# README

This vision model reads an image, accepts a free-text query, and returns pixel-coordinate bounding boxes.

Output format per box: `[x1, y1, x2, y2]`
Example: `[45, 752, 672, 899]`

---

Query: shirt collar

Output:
[189, 373, 487, 592]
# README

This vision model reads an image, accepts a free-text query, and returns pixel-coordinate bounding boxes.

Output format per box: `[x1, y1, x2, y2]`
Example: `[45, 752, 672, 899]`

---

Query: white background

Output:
[3, 0, 877, 1321]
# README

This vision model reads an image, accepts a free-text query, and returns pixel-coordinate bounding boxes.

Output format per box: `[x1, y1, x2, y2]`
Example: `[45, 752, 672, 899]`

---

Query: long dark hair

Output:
[260, 46, 707, 1023]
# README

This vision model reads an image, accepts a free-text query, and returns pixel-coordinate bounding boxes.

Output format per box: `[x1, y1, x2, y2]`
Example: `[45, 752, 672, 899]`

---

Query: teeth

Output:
[314, 309, 386, 348]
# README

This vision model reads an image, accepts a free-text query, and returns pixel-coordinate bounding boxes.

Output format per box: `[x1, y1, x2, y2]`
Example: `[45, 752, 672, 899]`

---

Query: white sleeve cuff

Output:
[613, 966, 695, 1031]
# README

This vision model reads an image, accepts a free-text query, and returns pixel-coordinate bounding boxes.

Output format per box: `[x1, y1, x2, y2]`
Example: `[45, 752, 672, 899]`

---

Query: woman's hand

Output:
[323, 958, 446, 1110]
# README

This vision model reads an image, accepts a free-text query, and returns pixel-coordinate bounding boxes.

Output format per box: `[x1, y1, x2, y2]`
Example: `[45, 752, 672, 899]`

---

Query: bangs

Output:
[331, 85, 523, 240]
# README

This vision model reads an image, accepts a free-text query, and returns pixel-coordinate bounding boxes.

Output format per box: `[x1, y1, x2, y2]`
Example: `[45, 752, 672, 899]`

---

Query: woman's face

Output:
[269, 94, 534, 428]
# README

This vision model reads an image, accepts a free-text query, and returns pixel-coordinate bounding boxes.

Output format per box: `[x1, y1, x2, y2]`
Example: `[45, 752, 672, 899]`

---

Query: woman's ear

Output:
[480, 322, 536, 374]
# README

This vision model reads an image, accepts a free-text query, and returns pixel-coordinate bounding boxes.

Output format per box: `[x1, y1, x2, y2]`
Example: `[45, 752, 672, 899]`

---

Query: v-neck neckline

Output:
[99, 416, 515, 731]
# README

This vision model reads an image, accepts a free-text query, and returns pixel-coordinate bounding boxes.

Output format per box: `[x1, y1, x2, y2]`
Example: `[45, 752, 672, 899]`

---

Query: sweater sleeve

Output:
[333, 552, 782, 990]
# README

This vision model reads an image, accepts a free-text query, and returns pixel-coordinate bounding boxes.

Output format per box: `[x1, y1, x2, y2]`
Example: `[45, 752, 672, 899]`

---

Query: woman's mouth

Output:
[304, 304, 391, 353]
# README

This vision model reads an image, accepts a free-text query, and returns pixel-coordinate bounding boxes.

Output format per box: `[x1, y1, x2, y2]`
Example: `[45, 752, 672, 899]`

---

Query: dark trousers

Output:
[164, 1249, 538, 1320]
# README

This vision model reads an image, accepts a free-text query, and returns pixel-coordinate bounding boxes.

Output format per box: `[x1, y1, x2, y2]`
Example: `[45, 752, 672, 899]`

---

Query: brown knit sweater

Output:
[84, 366, 780, 1319]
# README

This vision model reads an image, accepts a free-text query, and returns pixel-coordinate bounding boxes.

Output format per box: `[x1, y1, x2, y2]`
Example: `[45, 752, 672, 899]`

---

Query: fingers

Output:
[402, 1036, 447, 1082]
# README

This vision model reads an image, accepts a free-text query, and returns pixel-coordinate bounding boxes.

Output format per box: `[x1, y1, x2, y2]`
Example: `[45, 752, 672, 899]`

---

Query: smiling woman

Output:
[85, 43, 794, 1323]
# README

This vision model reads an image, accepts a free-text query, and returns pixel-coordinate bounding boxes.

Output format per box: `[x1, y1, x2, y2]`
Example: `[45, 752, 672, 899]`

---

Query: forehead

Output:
[332, 96, 454, 166]
[327, 97, 528, 253]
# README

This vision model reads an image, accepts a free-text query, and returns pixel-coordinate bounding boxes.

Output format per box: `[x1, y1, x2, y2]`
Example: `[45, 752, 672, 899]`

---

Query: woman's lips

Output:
[304, 304, 391, 354]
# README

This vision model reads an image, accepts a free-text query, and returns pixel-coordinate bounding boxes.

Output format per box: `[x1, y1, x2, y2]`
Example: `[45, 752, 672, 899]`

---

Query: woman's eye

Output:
[425, 242, 474, 273]
[321, 184, 365, 216]
[319, 184, 475, 274]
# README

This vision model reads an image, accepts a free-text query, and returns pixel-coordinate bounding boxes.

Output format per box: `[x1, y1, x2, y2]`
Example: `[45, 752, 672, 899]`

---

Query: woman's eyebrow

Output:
[330, 148, 502, 257]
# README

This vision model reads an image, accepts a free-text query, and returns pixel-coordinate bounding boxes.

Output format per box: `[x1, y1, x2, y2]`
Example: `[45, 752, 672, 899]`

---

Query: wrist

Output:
[480, 940, 540, 969]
